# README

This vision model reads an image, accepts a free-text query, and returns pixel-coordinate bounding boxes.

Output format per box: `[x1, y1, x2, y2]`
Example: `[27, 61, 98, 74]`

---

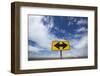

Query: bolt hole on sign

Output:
[11, 2, 97, 74]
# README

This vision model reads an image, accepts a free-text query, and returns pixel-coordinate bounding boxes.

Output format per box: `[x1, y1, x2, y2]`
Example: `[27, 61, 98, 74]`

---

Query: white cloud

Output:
[44, 16, 54, 30]
[28, 45, 42, 53]
[76, 27, 87, 32]
[64, 35, 88, 57]
[77, 19, 87, 25]
[28, 16, 58, 53]
[68, 21, 73, 26]
[73, 36, 87, 49]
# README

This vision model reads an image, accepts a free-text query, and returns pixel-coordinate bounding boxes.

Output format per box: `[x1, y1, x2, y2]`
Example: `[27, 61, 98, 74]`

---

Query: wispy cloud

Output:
[28, 45, 42, 53]
[76, 18, 87, 25]
[67, 21, 73, 26]
[76, 27, 87, 32]
[42, 16, 54, 31]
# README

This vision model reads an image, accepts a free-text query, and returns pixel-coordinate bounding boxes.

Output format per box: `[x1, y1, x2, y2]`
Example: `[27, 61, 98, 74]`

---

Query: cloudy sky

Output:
[28, 15, 88, 60]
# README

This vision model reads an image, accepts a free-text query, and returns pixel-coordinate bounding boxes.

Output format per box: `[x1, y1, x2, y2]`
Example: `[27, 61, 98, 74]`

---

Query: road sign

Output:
[52, 40, 70, 51]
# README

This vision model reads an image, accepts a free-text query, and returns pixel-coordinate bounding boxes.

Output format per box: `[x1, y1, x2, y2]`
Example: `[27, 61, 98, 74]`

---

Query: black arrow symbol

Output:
[54, 42, 68, 49]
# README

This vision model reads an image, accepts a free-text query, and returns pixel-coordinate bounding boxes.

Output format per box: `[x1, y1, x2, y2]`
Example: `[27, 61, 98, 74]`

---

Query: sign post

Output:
[52, 40, 70, 59]
[60, 50, 62, 59]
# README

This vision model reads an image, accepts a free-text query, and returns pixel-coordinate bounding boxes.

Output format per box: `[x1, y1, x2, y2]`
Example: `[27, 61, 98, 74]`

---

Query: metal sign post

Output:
[60, 50, 62, 59]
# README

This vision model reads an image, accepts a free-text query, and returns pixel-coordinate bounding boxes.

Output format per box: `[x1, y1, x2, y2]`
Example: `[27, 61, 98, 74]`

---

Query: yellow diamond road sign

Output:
[52, 40, 70, 51]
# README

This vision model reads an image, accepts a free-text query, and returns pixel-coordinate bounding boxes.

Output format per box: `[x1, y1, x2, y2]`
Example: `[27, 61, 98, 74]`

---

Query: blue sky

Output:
[28, 15, 88, 59]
